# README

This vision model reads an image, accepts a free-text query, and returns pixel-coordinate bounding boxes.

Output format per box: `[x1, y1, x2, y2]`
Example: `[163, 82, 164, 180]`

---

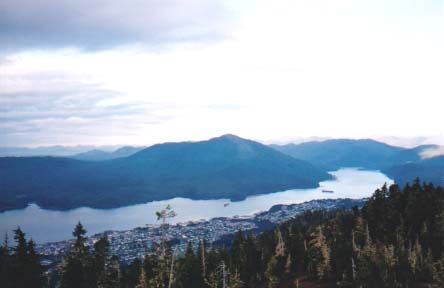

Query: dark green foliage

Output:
[61, 223, 121, 288]
[4, 181, 443, 287]
[121, 258, 142, 288]
[0, 234, 13, 288]
[117, 181, 442, 288]
[61, 222, 92, 288]
[0, 228, 45, 288]
[80, 181, 442, 287]
[176, 242, 204, 288]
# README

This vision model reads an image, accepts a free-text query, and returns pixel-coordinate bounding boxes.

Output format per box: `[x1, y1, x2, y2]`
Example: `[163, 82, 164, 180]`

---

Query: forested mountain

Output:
[387, 144, 438, 164]
[0, 135, 331, 211]
[2, 181, 442, 287]
[383, 156, 444, 186]
[270, 139, 405, 170]
[70, 146, 145, 161]
[271, 140, 443, 186]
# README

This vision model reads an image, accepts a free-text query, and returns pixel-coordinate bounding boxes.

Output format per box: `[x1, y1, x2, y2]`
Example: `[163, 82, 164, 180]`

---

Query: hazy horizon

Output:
[0, 134, 443, 150]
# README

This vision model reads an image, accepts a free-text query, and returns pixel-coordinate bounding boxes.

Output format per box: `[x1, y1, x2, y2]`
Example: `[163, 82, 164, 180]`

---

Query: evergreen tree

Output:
[0, 233, 13, 288]
[93, 236, 110, 288]
[108, 256, 121, 288]
[0, 228, 46, 288]
[12, 227, 28, 287]
[432, 258, 444, 287]
[307, 226, 331, 281]
[26, 239, 45, 287]
[198, 239, 207, 281]
[177, 241, 202, 288]
[265, 229, 287, 287]
[61, 222, 92, 288]
[135, 266, 147, 288]
[7, 181, 441, 288]
[122, 258, 142, 288]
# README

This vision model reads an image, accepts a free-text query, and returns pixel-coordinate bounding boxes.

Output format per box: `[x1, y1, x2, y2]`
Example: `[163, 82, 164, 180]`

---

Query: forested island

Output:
[1, 180, 443, 287]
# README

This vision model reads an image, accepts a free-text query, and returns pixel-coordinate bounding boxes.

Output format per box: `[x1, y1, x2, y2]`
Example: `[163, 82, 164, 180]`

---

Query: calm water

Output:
[0, 168, 392, 243]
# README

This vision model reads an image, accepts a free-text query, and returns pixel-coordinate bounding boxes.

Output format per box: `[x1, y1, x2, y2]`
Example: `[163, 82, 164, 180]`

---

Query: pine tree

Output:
[265, 229, 288, 287]
[26, 239, 45, 287]
[432, 258, 444, 287]
[13, 227, 28, 287]
[135, 266, 147, 288]
[228, 269, 243, 288]
[265, 254, 279, 288]
[178, 241, 202, 288]
[0, 233, 13, 288]
[108, 256, 121, 288]
[285, 253, 292, 275]
[307, 226, 331, 281]
[61, 222, 92, 288]
[93, 236, 110, 288]
[198, 239, 207, 280]
[230, 230, 245, 272]
[8, 228, 45, 288]
[13, 228, 29, 287]
[123, 258, 142, 288]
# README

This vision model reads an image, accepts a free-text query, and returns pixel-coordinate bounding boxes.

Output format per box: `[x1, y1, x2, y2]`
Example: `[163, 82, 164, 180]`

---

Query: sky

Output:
[0, 0, 443, 147]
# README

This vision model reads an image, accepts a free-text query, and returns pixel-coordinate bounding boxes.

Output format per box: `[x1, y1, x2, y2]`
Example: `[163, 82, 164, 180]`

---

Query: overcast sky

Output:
[0, 0, 443, 147]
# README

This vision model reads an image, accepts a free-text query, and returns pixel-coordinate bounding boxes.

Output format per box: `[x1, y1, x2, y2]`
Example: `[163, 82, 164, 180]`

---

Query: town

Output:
[37, 198, 365, 265]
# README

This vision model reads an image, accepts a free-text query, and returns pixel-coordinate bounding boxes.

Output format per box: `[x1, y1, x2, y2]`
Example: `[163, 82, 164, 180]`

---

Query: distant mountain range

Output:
[0, 145, 120, 157]
[271, 139, 443, 186]
[1, 135, 442, 212]
[0, 145, 145, 161]
[70, 146, 145, 161]
[0, 135, 331, 212]
[271, 139, 405, 170]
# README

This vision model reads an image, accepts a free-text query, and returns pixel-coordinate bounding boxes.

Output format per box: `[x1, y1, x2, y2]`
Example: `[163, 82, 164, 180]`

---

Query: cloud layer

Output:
[0, 62, 173, 146]
[0, 0, 443, 147]
[421, 146, 444, 159]
[0, 0, 236, 50]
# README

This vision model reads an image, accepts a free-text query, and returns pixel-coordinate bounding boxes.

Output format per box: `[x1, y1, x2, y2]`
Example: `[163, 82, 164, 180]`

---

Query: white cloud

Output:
[421, 146, 444, 159]
[0, 0, 443, 146]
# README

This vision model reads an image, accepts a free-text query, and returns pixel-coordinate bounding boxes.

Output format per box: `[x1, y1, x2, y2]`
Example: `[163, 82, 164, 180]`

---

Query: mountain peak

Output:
[212, 134, 245, 142]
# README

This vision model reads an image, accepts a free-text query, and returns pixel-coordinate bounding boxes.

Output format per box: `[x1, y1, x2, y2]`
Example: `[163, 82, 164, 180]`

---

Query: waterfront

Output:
[0, 168, 392, 243]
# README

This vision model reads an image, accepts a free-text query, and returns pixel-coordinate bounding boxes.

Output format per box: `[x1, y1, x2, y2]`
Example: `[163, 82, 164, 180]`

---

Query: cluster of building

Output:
[37, 198, 365, 264]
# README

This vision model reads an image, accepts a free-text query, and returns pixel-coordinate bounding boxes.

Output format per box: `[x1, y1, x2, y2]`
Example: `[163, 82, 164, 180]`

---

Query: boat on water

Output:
[224, 203, 230, 207]
[322, 189, 334, 193]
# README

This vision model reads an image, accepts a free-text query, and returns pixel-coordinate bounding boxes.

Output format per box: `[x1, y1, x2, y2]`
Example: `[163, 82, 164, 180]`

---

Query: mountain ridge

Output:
[271, 139, 443, 186]
[0, 135, 331, 212]
[70, 146, 145, 161]
[270, 139, 442, 169]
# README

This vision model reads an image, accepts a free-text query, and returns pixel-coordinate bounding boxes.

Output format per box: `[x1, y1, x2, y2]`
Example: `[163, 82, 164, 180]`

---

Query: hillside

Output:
[387, 144, 439, 164]
[271, 139, 404, 170]
[70, 146, 145, 161]
[0, 135, 331, 211]
[383, 156, 444, 186]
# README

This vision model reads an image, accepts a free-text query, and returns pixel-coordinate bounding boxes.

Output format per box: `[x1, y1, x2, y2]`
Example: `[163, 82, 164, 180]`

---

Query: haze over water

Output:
[0, 168, 392, 243]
